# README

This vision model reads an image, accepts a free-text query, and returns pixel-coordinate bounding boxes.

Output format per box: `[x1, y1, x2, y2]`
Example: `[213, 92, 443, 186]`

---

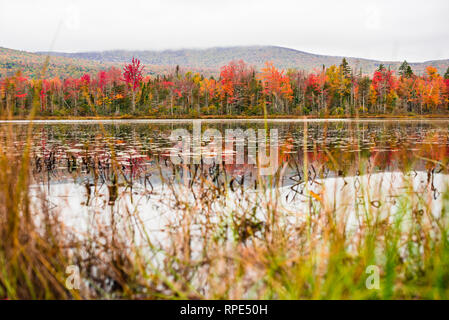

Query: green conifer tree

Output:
[340, 58, 351, 77]
[399, 60, 414, 78]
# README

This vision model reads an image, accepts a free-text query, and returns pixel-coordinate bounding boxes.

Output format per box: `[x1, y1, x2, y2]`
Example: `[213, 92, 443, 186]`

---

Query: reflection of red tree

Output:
[224, 162, 255, 179]
[370, 147, 395, 170]
[280, 137, 294, 163]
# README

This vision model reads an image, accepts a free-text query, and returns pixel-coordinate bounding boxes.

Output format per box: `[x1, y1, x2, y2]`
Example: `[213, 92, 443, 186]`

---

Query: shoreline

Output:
[2, 114, 449, 123]
[3, 114, 449, 122]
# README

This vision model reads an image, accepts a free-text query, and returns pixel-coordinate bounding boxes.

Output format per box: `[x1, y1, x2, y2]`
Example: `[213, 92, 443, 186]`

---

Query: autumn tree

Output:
[325, 64, 351, 115]
[63, 78, 80, 115]
[422, 66, 444, 112]
[397, 76, 417, 112]
[326, 65, 342, 114]
[286, 69, 306, 110]
[123, 57, 145, 113]
[11, 71, 29, 112]
[200, 77, 218, 113]
[47, 77, 63, 113]
[371, 68, 397, 113]
[220, 60, 254, 115]
[259, 62, 293, 113]
[358, 75, 371, 113]
[304, 67, 327, 114]
[37, 79, 51, 112]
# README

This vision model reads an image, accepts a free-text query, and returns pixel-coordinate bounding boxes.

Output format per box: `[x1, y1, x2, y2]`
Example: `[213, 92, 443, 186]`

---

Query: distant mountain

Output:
[0, 47, 210, 79]
[0, 47, 116, 79]
[2, 46, 448, 79]
[37, 45, 449, 75]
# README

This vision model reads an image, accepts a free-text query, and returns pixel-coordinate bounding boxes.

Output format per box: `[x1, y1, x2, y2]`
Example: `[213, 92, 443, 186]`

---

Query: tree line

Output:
[1, 57, 449, 117]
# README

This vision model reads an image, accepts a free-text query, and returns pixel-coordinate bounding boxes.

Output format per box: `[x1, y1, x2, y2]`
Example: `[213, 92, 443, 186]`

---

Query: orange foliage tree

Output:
[259, 62, 293, 113]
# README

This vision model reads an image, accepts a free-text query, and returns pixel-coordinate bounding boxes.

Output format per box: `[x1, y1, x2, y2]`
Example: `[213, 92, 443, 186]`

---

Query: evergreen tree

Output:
[377, 64, 385, 71]
[444, 67, 449, 80]
[340, 58, 351, 77]
[399, 60, 413, 78]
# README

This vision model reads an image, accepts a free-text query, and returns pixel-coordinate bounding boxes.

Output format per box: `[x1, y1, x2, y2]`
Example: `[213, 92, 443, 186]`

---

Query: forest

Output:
[1, 57, 449, 118]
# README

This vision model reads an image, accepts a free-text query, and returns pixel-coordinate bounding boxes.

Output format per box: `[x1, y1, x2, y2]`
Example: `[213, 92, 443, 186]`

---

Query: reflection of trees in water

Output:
[3, 121, 448, 205]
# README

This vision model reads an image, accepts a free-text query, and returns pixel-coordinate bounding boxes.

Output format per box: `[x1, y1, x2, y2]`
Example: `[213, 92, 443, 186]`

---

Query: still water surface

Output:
[2, 119, 449, 214]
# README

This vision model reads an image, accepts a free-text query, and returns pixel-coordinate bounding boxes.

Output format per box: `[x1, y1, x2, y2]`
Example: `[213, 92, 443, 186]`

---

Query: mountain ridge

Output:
[36, 45, 449, 75]
[1, 45, 448, 79]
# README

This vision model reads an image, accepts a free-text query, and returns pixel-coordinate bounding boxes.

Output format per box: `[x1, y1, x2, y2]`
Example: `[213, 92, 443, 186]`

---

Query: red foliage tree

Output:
[220, 60, 254, 114]
[63, 78, 81, 114]
[39, 79, 51, 112]
[97, 71, 108, 91]
[371, 69, 397, 113]
[123, 57, 145, 112]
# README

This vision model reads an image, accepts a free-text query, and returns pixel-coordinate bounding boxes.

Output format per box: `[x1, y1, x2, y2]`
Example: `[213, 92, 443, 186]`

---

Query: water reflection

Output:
[2, 120, 449, 205]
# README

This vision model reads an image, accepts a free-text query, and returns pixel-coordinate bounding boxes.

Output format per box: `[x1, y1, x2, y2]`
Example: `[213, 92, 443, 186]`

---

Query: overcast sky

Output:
[0, 0, 448, 62]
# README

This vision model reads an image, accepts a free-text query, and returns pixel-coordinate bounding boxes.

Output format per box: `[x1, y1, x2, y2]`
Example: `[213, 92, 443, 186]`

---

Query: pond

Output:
[3, 118, 449, 174]
[1, 118, 449, 223]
